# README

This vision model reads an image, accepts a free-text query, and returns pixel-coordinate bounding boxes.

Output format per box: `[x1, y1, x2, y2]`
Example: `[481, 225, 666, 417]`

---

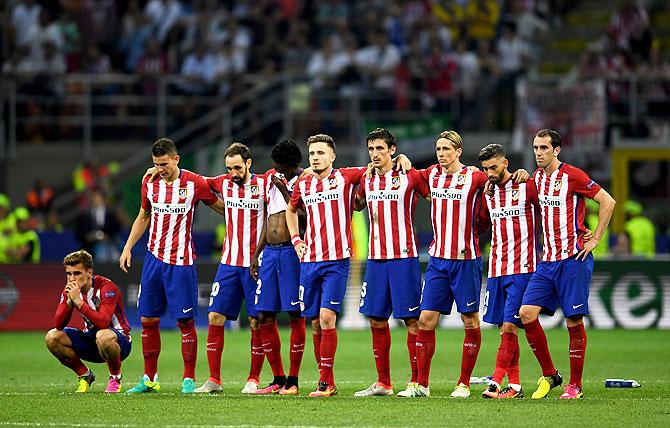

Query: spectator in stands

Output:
[75, 190, 121, 263]
[609, 1, 651, 62]
[55, 10, 80, 72]
[315, 0, 350, 39]
[307, 37, 350, 90]
[622, 200, 656, 258]
[494, 21, 529, 129]
[6, 207, 40, 263]
[212, 40, 247, 97]
[72, 159, 119, 209]
[355, 30, 401, 111]
[10, 0, 42, 49]
[175, 44, 215, 95]
[454, 38, 481, 130]
[144, 0, 184, 44]
[135, 39, 169, 96]
[0, 194, 16, 238]
[119, 0, 152, 72]
[80, 0, 118, 52]
[425, 41, 458, 112]
[26, 179, 55, 217]
[431, 0, 466, 43]
[464, 0, 500, 42]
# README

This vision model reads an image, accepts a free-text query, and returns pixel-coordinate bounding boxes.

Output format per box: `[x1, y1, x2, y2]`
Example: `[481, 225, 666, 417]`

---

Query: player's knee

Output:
[501, 323, 517, 334]
[95, 330, 117, 348]
[208, 312, 226, 325]
[519, 305, 538, 324]
[258, 312, 276, 324]
[311, 318, 321, 334]
[45, 329, 61, 349]
[248, 316, 259, 329]
[565, 315, 583, 327]
[369, 318, 388, 329]
[418, 313, 438, 330]
[461, 313, 479, 329]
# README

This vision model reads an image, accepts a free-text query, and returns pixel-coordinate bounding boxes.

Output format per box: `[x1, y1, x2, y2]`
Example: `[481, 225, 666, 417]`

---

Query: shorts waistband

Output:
[266, 241, 292, 248]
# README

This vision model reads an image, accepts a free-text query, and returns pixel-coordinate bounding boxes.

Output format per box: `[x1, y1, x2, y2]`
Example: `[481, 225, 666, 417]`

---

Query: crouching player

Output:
[45, 250, 131, 393]
[478, 144, 539, 398]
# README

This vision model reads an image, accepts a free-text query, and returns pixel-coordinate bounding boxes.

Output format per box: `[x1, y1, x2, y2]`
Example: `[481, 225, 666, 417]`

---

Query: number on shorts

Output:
[482, 290, 490, 316]
[256, 279, 262, 295]
[298, 285, 304, 302]
[360, 282, 367, 298]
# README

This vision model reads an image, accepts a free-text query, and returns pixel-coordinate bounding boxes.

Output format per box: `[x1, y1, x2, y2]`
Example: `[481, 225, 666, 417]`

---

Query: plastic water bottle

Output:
[604, 379, 641, 388]
[469, 376, 492, 385]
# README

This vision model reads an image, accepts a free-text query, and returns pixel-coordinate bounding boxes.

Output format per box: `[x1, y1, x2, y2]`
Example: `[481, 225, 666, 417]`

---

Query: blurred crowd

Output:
[2, 0, 575, 133]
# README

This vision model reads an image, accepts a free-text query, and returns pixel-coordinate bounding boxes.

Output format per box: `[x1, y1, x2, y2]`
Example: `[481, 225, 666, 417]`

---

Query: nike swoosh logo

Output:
[329, 301, 340, 305]
[206, 342, 217, 346]
[321, 357, 333, 361]
[513, 315, 521, 319]
[572, 304, 584, 309]
[569, 349, 582, 353]
[182, 308, 193, 313]
[290, 301, 300, 306]
[409, 306, 419, 311]
[466, 301, 476, 307]
[182, 333, 191, 337]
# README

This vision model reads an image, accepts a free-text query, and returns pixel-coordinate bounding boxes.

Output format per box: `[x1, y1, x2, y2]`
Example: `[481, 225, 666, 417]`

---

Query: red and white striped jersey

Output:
[534, 163, 601, 262]
[54, 275, 131, 339]
[358, 169, 429, 259]
[482, 179, 539, 277]
[207, 173, 267, 267]
[290, 167, 365, 262]
[141, 169, 218, 266]
[420, 165, 487, 260]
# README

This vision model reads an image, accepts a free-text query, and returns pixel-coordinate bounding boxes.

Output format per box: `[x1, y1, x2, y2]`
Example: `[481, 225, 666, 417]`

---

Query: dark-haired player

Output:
[250, 138, 307, 395]
[477, 144, 539, 399]
[520, 129, 615, 399]
[120, 138, 223, 394]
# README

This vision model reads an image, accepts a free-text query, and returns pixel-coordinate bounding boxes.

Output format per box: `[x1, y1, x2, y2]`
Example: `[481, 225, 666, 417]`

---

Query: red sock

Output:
[178, 319, 197, 380]
[141, 320, 161, 379]
[260, 322, 285, 377]
[106, 355, 122, 377]
[371, 325, 391, 386]
[416, 329, 436, 387]
[508, 336, 521, 385]
[524, 319, 557, 376]
[492, 332, 516, 385]
[319, 328, 337, 385]
[313, 332, 322, 370]
[206, 324, 225, 382]
[457, 327, 481, 386]
[568, 323, 587, 388]
[59, 355, 88, 376]
[248, 328, 264, 382]
[288, 318, 306, 378]
[407, 331, 418, 383]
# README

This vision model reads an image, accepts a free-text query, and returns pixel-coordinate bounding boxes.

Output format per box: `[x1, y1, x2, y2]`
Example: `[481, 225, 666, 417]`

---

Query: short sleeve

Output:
[289, 178, 304, 209]
[526, 179, 539, 207]
[569, 166, 601, 199]
[339, 167, 367, 185]
[408, 169, 429, 198]
[194, 174, 219, 206]
[140, 176, 151, 210]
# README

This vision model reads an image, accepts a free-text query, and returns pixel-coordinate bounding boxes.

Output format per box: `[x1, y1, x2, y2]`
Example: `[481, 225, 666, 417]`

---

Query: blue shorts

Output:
[421, 257, 483, 315]
[522, 254, 594, 317]
[64, 327, 132, 363]
[255, 243, 302, 313]
[300, 259, 350, 318]
[483, 273, 533, 327]
[209, 263, 258, 320]
[138, 252, 198, 319]
[359, 258, 421, 319]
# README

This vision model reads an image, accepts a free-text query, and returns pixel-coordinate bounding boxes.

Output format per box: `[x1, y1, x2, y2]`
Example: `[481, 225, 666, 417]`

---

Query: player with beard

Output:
[520, 129, 615, 399]
[195, 142, 269, 394]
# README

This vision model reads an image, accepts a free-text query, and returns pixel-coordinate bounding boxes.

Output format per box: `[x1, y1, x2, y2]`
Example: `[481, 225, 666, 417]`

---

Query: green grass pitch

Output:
[1, 328, 668, 427]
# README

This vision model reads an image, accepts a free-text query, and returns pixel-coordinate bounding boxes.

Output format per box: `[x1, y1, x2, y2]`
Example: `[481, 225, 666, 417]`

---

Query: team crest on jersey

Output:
[391, 176, 400, 189]
[328, 177, 338, 189]
[250, 184, 259, 196]
[178, 187, 189, 200]
[554, 180, 562, 191]
[457, 174, 466, 185]
[512, 189, 519, 201]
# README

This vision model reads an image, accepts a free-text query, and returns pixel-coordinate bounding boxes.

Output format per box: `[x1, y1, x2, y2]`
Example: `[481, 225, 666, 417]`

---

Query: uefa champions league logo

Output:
[0, 271, 19, 322]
